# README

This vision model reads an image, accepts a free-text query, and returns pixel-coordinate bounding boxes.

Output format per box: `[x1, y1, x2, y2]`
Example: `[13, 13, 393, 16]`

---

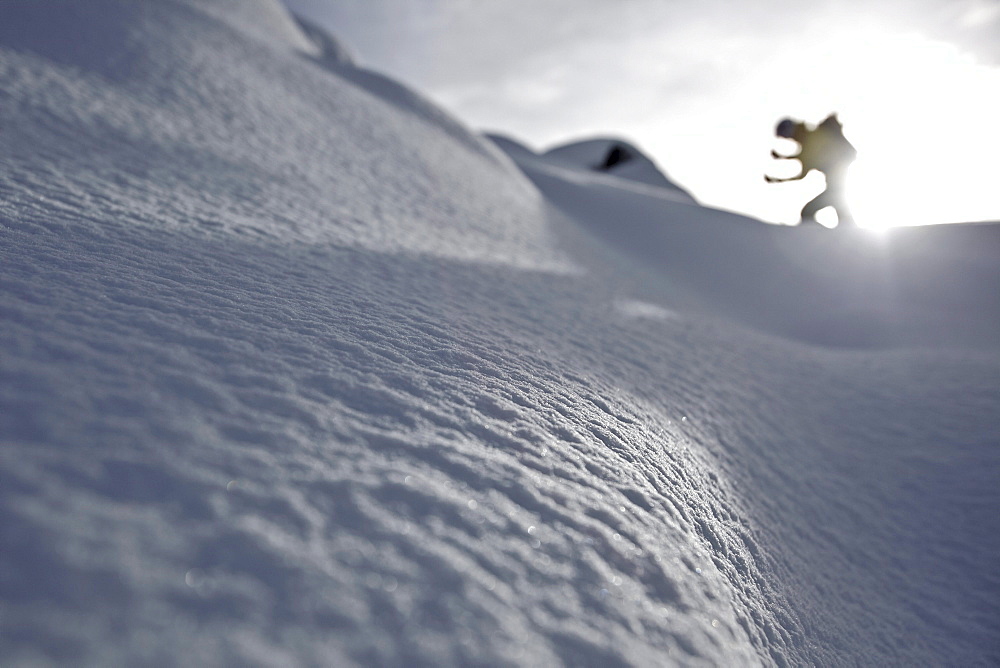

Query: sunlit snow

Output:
[1, 1, 998, 666]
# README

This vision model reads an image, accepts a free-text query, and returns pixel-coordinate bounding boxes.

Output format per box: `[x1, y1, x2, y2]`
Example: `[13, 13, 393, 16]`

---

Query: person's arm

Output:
[767, 144, 807, 181]
[765, 165, 808, 183]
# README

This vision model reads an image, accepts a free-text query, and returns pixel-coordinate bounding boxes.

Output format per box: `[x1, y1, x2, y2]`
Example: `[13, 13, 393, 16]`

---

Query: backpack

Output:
[810, 115, 857, 169]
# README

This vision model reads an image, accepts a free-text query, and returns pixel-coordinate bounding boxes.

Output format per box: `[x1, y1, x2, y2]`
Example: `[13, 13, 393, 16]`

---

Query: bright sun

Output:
[812, 31, 1000, 229]
[671, 25, 1000, 229]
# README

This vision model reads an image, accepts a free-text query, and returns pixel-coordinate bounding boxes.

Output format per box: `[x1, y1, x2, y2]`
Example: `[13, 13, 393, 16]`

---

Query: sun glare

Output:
[798, 31, 1000, 229]
[669, 23, 1000, 229]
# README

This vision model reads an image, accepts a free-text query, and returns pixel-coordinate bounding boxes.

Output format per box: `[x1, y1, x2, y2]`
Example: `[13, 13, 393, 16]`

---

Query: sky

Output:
[282, 0, 1000, 228]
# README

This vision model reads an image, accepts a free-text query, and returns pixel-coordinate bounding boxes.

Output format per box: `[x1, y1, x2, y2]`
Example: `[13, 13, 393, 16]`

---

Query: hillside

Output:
[1, 1, 998, 665]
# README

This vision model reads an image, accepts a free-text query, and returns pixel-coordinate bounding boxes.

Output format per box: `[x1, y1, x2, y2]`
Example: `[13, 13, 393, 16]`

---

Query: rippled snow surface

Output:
[1, 1, 998, 665]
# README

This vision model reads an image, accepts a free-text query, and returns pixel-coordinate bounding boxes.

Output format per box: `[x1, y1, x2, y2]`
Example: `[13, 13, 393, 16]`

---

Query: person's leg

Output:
[826, 173, 854, 227]
[834, 203, 855, 227]
[800, 189, 830, 224]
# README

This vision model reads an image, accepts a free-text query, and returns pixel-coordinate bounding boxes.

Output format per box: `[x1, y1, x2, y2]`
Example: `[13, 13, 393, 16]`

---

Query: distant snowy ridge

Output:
[489, 134, 694, 196]
[492, 135, 1000, 348]
[1, 1, 998, 667]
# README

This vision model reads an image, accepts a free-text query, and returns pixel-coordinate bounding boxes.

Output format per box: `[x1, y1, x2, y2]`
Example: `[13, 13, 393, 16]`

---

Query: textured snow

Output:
[1, 1, 998, 666]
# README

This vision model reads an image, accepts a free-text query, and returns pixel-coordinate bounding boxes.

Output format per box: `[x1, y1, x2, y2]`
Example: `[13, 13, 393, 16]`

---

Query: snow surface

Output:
[1, 1, 998, 665]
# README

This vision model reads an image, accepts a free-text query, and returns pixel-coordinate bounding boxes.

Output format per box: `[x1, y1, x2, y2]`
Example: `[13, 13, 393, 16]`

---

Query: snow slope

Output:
[490, 133, 1000, 349]
[1, 1, 998, 665]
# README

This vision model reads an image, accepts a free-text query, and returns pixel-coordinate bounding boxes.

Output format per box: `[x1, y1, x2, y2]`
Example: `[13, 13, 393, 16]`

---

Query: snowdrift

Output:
[1, 1, 998, 666]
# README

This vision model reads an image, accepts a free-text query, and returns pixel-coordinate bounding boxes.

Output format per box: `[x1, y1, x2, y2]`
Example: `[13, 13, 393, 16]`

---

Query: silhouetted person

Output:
[766, 114, 857, 227]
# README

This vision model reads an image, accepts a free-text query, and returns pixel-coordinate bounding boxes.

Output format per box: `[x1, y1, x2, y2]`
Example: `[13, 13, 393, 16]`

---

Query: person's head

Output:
[775, 118, 799, 139]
